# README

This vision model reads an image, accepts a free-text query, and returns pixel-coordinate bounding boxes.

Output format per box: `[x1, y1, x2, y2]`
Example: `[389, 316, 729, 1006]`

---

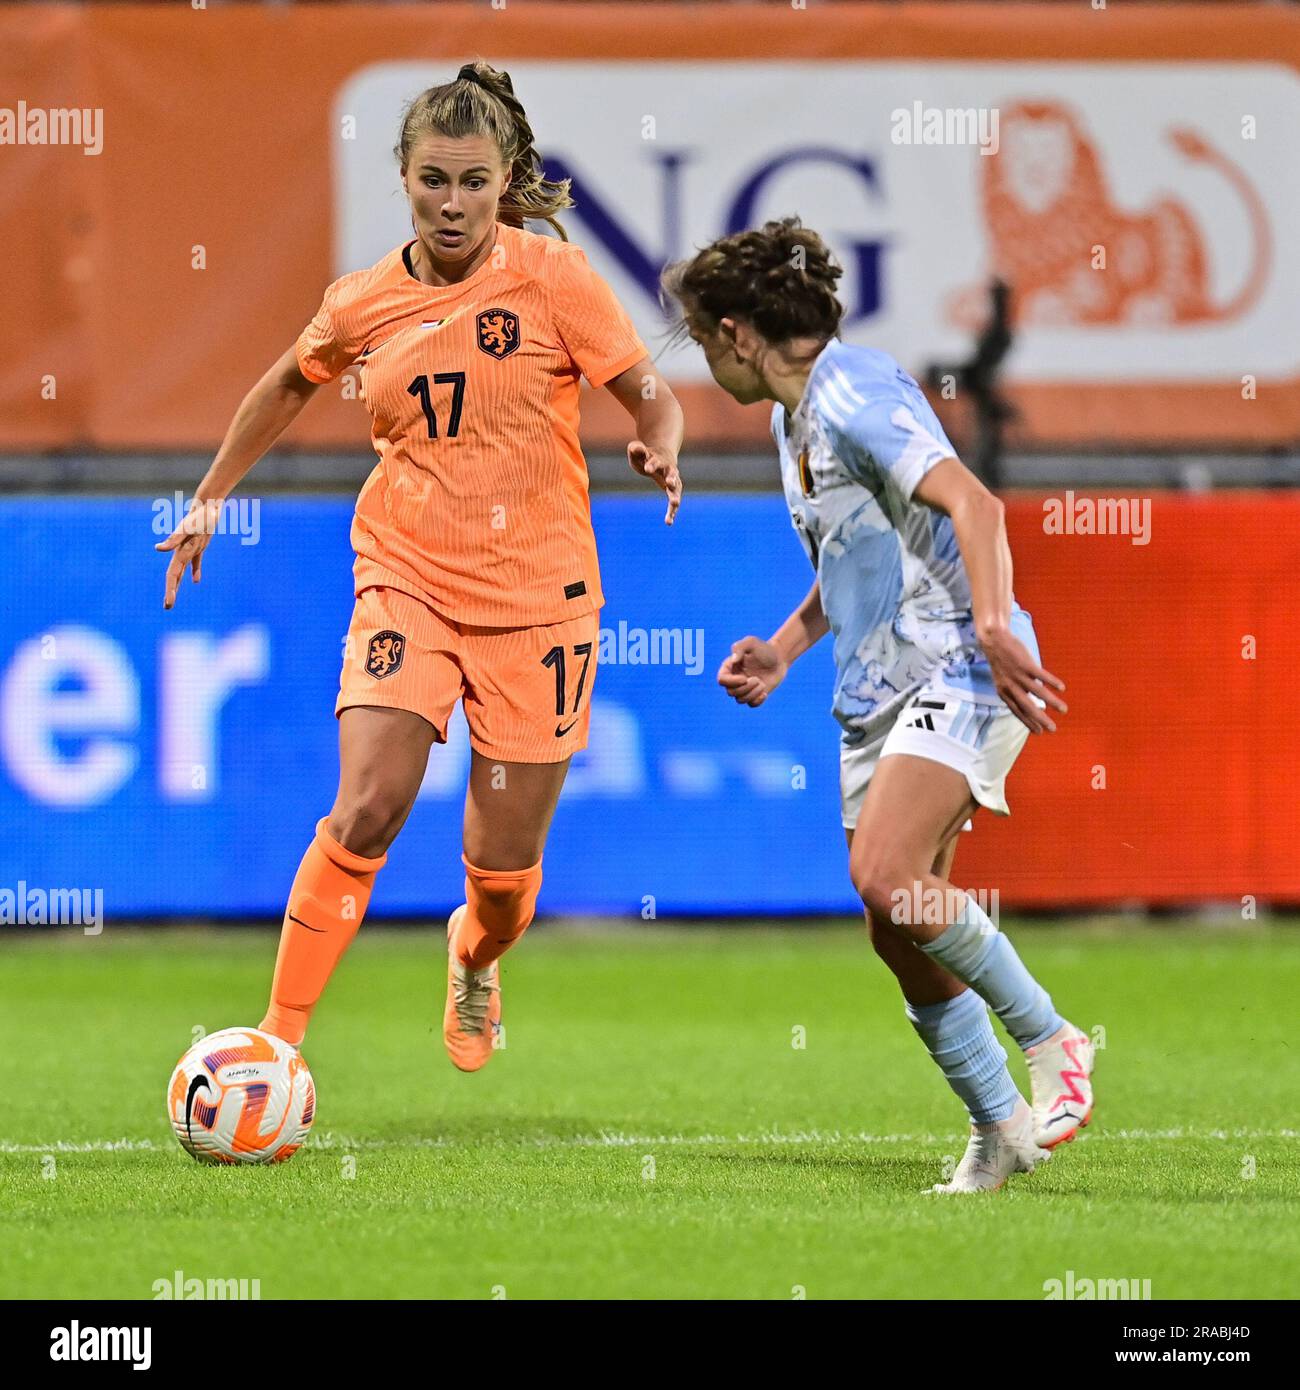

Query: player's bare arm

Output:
[718, 577, 829, 707]
[155, 345, 320, 610]
[912, 456, 1067, 734]
[604, 354, 684, 524]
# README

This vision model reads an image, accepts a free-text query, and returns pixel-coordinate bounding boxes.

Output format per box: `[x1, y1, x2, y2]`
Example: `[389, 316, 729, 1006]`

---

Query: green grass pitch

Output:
[1, 921, 1297, 1300]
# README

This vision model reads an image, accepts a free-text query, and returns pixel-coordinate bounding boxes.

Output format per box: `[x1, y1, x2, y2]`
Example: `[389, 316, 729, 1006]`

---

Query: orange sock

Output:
[259, 818, 387, 1045]
[455, 855, 542, 970]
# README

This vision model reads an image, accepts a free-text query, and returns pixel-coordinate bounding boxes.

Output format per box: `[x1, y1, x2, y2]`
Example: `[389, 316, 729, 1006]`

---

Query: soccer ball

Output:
[167, 1027, 315, 1165]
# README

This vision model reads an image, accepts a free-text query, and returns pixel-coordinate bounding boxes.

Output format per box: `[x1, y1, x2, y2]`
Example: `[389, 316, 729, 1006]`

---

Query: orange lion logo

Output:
[949, 100, 1270, 329]
[476, 307, 520, 359]
[365, 630, 405, 680]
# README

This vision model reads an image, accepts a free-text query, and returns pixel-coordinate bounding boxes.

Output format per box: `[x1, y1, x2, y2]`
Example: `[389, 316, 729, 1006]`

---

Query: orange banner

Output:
[2, 4, 1298, 453]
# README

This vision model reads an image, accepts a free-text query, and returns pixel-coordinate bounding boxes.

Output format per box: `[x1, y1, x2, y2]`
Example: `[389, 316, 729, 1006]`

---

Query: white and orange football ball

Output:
[167, 1027, 315, 1165]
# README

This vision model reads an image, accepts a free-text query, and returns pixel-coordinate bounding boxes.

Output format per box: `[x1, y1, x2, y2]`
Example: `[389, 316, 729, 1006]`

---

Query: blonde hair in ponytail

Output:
[395, 60, 574, 240]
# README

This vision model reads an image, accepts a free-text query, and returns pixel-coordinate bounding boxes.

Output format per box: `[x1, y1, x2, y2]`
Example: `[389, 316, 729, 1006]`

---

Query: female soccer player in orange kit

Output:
[157, 62, 683, 1072]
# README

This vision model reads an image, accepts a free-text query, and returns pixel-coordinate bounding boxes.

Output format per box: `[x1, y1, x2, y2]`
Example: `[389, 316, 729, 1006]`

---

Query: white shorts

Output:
[840, 689, 1031, 831]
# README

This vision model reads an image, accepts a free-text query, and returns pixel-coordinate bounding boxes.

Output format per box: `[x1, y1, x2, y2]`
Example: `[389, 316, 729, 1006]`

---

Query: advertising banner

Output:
[1, 492, 1295, 917]
[1, 4, 1298, 452]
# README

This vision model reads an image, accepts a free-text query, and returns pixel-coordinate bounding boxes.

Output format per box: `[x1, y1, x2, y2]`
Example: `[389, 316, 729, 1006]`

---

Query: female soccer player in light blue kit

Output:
[664, 219, 1095, 1193]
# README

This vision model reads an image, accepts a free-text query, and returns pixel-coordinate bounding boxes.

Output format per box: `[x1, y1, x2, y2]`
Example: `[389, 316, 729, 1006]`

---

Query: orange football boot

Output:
[443, 905, 502, 1072]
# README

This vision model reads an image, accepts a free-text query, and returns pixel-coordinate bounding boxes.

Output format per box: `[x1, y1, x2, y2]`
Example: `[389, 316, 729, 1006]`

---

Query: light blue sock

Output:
[919, 895, 1064, 1049]
[905, 988, 1019, 1125]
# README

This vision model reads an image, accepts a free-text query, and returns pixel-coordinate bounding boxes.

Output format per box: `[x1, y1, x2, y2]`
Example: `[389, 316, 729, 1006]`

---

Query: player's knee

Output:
[851, 854, 914, 928]
[462, 830, 546, 874]
[327, 795, 409, 859]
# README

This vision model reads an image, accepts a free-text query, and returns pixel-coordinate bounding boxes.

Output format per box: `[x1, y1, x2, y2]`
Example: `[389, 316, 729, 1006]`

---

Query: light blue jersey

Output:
[771, 340, 1039, 743]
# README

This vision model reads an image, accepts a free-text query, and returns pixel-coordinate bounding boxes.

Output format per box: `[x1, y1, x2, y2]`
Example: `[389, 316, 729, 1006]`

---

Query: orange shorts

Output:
[337, 586, 600, 763]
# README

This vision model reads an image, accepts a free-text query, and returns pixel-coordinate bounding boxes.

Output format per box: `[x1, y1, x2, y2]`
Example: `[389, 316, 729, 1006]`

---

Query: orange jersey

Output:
[295, 222, 647, 626]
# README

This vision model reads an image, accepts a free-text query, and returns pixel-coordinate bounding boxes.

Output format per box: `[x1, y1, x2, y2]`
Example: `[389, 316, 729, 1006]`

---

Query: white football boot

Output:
[1026, 1022, 1095, 1149]
[927, 1097, 1051, 1194]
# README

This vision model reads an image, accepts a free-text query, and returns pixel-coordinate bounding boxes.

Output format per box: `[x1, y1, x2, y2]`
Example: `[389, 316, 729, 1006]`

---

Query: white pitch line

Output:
[1, 1127, 1297, 1155]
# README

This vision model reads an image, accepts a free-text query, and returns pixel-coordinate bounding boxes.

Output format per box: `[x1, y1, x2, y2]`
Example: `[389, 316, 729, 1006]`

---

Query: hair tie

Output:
[457, 63, 481, 85]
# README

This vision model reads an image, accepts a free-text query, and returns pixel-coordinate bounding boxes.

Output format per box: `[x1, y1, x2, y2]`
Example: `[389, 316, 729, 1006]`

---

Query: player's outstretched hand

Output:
[718, 636, 788, 708]
[980, 627, 1068, 734]
[155, 497, 223, 610]
[627, 441, 682, 525]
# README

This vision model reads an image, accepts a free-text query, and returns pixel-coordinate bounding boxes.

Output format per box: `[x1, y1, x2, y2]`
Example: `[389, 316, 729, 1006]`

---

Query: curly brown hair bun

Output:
[660, 217, 844, 346]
